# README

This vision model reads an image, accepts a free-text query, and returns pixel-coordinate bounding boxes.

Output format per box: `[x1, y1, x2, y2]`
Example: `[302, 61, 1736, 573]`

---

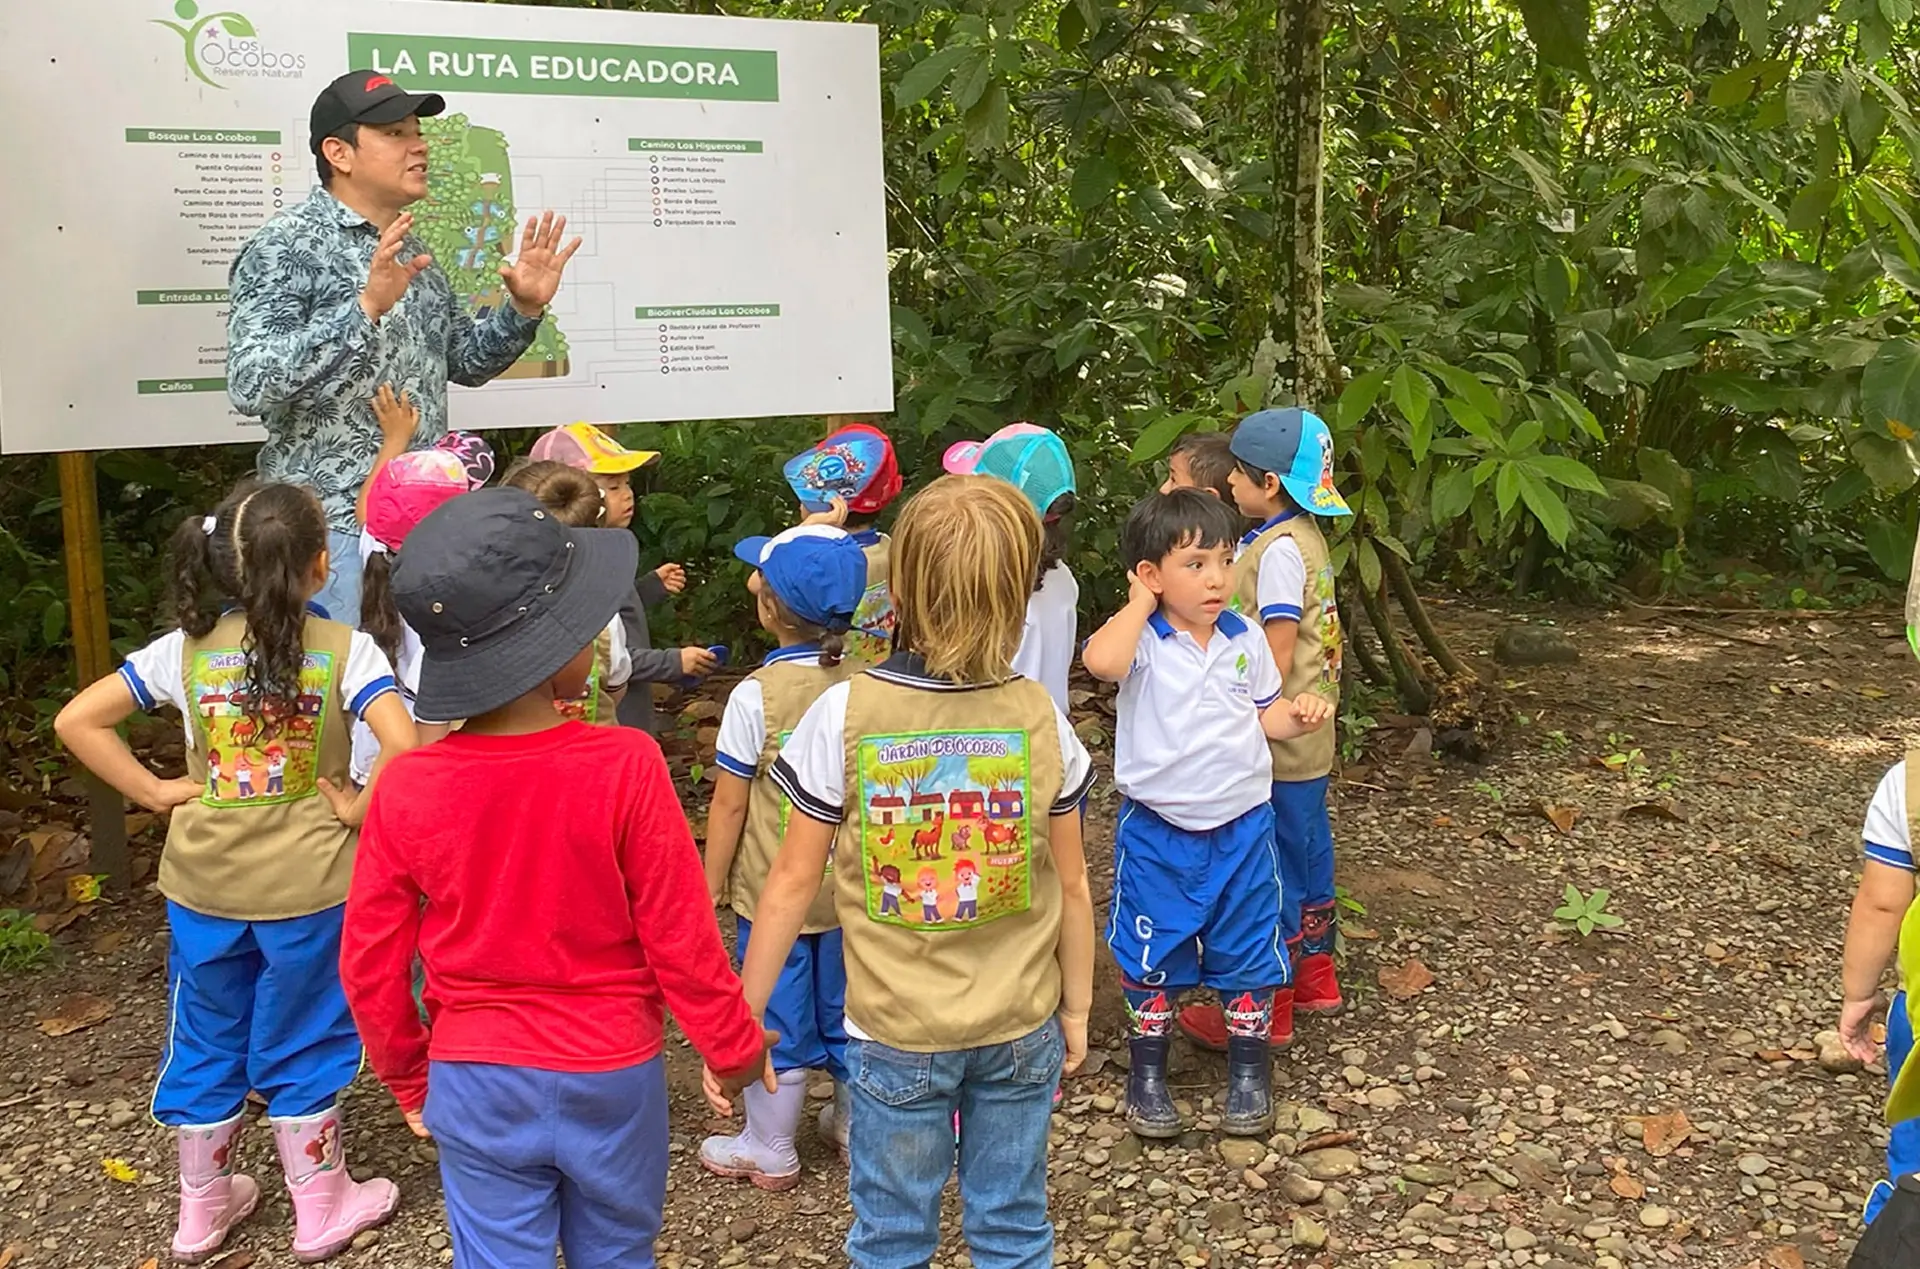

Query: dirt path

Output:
[0, 601, 1908, 1268]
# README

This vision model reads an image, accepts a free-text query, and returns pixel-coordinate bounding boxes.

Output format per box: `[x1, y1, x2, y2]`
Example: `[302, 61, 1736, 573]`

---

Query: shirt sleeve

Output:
[768, 681, 850, 824]
[340, 780, 430, 1110]
[714, 679, 766, 780]
[616, 740, 765, 1078]
[224, 227, 380, 416]
[1049, 705, 1096, 814]
[118, 630, 188, 714]
[1257, 538, 1307, 624]
[1864, 762, 1913, 871]
[445, 291, 542, 388]
[1127, 625, 1155, 677]
[1246, 629, 1284, 709]
[604, 619, 632, 690]
[341, 631, 401, 718]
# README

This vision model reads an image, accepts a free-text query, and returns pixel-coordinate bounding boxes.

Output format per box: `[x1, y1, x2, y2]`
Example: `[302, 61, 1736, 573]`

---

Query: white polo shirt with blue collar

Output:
[1113, 608, 1284, 832]
[713, 643, 827, 779]
[1238, 512, 1308, 623]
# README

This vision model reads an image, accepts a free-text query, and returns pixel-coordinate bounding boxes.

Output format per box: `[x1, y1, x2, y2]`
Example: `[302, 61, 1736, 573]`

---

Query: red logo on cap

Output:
[364, 75, 393, 91]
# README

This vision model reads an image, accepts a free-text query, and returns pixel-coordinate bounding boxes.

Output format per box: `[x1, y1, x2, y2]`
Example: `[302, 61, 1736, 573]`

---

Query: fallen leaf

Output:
[1641, 1108, 1693, 1157]
[26, 829, 88, 880]
[0, 1244, 22, 1269]
[1785, 1047, 1816, 1061]
[1609, 1172, 1646, 1199]
[101, 1157, 140, 1183]
[208, 1253, 257, 1269]
[0, 839, 29, 896]
[1765, 1247, 1806, 1269]
[1534, 802, 1579, 835]
[90, 930, 128, 956]
[1621, 800, 1688, 822]
[1499, 828, 1531, 849]
[1342, 923, 1380, 941]
[134, 1260, 157, 1269]
[1402, 727, 1433, 759]
[1432, 814, 1453, 827]
[37, 992, 113, 1037]
[1806, 619, 1843, 637]
[1460, 824, 1491, 841]
[678, 699, 723, 723]
[1378, 958, 1436, 1000]
[1861, 685, 1891, 699]
[33, 904, 92, 935]
[66, 873, 102, 904]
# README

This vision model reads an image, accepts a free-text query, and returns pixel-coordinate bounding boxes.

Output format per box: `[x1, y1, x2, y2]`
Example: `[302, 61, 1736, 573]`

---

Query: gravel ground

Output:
[0, 601, 1908, 1269]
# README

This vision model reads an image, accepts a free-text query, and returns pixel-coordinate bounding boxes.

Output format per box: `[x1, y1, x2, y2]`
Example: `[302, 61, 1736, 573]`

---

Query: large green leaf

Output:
[1850, 430, 1920, 493]
[1130, 413, 1194, 465]
[1335, 369, 1388, 431]
[1660, 0, 1719, 28]
[1637, 448, 1695, 528]
[1515, 0, 1593, 74]
[1070, 157, 1120, 212]
[1864, 516, 1914, 582]
[1524, 455, 1608, 494]
[949, 47, 993, 113]
[1598, 478, 1675, 529]
[1391, 364, 1434, 428]
[1785, 71, 1844, 128]
[1730, 0, 1770, 55]
[894, 46, 971, 108]
[1516, 469, 1574, 545]
[1863, 339, 1920, 436]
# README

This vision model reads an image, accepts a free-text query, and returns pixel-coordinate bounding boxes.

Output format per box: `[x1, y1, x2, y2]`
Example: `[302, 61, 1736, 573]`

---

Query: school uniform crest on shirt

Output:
[855, 726, 1034, 929]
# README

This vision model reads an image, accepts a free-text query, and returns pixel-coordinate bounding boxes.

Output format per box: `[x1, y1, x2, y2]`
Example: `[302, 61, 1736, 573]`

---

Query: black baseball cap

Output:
[309, 69, 446, 155]
[392, 488, 638, 721]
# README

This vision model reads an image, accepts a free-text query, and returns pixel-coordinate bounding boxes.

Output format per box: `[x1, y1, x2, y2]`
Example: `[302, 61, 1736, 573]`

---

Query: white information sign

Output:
[0, 0, 893, 454]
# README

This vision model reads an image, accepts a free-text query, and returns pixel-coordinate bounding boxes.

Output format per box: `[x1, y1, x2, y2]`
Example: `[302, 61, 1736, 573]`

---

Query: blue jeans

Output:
[425, 1058, 668, 1269]
[845, 1018, 1062, 1269]
[152, 902, 361, 1124]
[1271, 776, 1335, 943]
[319, 529, 364, 628]
[1871, 989, 1920, 1223]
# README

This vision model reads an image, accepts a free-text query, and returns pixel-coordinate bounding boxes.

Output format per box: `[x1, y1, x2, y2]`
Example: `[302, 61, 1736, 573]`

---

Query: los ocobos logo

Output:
[152, 0, 307, 87]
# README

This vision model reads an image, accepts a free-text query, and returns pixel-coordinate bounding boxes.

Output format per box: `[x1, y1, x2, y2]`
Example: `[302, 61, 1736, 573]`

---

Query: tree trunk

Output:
[1271, 0, 1338, 408]
[1381, 549, 1470, 680]
[1351, 569, 1431, 714]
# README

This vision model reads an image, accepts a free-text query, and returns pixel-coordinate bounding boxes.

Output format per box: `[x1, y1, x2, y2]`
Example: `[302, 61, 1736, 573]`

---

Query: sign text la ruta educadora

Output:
[345, 33, 779, 101]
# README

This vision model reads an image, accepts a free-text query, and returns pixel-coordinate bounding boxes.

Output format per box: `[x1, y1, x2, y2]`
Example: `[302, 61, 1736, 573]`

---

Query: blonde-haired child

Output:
[700, 525, 869, 1188]
[705, 475, 1096, 1267]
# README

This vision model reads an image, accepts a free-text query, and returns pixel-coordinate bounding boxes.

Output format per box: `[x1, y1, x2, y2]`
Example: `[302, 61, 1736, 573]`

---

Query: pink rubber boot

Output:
[270, 1105, 399, 1263]
[700, 1068, 808, 1190]
[172, 1111, 259, 1263]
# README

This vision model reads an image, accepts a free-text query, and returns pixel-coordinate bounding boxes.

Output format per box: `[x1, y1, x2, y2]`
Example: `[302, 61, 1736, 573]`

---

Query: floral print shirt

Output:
[226, 189, 539, 532]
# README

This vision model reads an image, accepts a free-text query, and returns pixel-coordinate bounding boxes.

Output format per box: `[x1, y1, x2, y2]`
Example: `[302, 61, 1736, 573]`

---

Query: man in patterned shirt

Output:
[227, 70, 581, 623]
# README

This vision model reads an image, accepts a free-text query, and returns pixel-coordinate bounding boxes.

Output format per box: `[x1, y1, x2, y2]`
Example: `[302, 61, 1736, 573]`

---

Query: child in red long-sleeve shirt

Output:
[339, 488, 772, 1268]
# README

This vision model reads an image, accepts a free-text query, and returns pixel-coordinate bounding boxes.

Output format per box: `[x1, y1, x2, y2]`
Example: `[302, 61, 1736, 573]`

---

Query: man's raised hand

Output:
[360, 214, 431, 322]
[500, 212, 583, 319]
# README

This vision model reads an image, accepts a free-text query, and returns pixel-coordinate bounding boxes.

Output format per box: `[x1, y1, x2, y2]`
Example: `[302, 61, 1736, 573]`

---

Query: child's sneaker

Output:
[1176, 990, 1295, 1051]
[1222, 1036, 1275, 1136]
[816, 1080, 851, 1167]
[1124, 1036, 1181, 1139]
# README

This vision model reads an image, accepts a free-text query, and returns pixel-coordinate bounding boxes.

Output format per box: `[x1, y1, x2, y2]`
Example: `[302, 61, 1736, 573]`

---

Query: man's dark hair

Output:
[1121, 488, 1244, 573]
[315, 122, 361, 187]
[1171, 431, 1237, 503]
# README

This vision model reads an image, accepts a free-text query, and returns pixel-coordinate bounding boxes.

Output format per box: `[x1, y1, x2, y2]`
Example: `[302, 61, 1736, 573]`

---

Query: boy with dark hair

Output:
[1178, 408, 1351, 1053]
[1161, 431, 1239, 505]
[1083, 488, 1331, 1140]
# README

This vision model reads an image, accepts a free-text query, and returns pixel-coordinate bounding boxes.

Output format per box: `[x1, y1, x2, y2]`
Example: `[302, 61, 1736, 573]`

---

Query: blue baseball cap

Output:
[1228, 408, 1351, 516]
[732, 525, 869, 630]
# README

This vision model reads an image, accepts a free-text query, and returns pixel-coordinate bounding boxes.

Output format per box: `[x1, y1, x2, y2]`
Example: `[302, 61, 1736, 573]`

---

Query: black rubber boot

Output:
[1222, 1036, 1274, 1136]
[1125, 1036, 1181, 1139]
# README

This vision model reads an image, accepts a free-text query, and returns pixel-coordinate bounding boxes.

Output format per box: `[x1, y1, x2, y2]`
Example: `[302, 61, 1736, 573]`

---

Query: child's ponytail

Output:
[1036, 492, 1075, 594]
[168, 512, 219, 639]
[819, 629, 846, 668]
[359, 551, 404, 667]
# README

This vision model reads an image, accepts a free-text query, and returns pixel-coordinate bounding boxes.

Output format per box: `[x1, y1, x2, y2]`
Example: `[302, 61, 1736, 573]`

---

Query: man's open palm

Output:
[500, 211, 583, 317]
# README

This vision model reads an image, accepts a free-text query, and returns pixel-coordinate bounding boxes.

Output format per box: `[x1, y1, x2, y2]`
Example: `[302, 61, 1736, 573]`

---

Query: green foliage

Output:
[1553, 884, 1625, 937]
[0, 910, 53, 972]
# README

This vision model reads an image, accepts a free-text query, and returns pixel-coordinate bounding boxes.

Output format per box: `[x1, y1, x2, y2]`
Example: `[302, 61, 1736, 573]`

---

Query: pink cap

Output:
[364, 449, 483, 552]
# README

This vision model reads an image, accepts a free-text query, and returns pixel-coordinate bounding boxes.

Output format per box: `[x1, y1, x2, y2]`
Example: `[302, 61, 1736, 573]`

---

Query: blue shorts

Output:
[153, 901, 362, 1125]
[738, 916, 848, 1082]
[1105, 801, 1290, 992]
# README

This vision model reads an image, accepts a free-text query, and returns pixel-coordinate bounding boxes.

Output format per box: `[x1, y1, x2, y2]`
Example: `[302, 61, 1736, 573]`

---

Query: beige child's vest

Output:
[844, 536, 896, 667]
[161, 612, 358, 921]
[730, 655, 852, 933]
[832, 672, 1066, 1051]
[554, 627, 619, 726]
[1234, 515, 1342, 781]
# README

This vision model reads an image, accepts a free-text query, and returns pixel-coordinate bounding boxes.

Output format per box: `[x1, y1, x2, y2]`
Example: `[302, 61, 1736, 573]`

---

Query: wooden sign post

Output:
[55, 451, 129, 889]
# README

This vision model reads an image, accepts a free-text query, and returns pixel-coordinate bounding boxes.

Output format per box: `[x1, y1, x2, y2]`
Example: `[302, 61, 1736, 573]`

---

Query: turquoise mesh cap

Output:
[945, 426, 1076, 517]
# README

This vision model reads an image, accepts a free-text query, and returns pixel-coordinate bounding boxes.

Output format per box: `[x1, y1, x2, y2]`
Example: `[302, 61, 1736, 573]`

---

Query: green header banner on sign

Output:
[346, 33, 779, 101]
